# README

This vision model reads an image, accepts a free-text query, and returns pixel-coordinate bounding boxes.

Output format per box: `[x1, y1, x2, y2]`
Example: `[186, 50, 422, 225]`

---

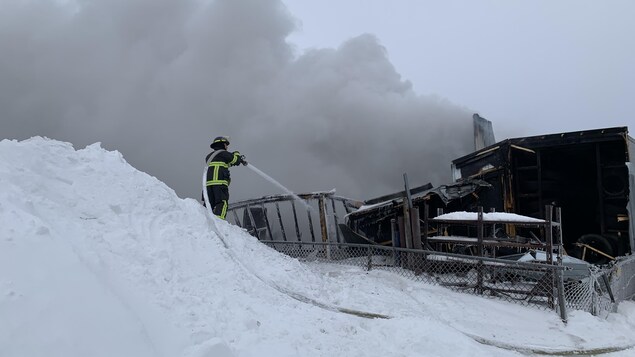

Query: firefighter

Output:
[203, 136, 247, 219]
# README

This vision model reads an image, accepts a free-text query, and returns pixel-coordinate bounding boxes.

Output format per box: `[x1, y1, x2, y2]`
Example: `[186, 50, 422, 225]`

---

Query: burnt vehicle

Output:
[451, 126, 635, 264]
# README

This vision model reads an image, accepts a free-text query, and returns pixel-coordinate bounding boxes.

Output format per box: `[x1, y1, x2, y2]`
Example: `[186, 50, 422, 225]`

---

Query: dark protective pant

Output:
[205, 185, 229, 220]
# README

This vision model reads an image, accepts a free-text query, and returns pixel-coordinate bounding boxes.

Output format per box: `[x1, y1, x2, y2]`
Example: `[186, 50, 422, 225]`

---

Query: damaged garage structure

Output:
[348, 124, 634, 260]
[227, 116, 635, 319]
[452, 124, 634, 263]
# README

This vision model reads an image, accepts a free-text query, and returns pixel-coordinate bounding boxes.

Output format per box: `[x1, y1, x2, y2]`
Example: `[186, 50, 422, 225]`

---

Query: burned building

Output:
[343, 125, 635, 265]
[227, 118, 635, 317]
[451, 126, 634, 263]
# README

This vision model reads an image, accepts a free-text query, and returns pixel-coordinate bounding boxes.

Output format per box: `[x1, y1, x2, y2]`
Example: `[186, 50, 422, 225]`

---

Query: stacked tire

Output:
[576, 234, 618, 265]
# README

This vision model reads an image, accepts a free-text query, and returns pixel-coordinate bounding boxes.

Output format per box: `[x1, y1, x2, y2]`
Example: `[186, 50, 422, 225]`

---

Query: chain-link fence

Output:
[558, 255, 635, 318]
[262, 241, 569, 315]
[608, 256, 635, 303]
[563, 270, 615, 318]
[229, 193, 633, 320]
[262, 240, 635, 321]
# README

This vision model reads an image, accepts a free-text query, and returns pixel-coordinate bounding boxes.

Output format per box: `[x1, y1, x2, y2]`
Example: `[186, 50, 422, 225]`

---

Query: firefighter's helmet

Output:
[211, 136, 230, 149]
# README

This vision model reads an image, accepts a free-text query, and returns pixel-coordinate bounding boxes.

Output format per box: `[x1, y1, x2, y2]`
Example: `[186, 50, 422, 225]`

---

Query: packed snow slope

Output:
[1, 137, 635, 357]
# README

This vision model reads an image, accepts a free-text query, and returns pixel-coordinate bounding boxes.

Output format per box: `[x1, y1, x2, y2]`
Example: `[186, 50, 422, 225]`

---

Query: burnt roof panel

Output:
[453, 126, 630, 166]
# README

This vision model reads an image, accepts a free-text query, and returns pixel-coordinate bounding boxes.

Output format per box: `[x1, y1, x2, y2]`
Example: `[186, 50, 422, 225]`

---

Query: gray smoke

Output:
[0, 0, 474, 202]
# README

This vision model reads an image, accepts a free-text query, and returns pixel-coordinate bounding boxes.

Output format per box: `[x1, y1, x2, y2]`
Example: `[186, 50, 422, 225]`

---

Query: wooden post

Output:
[330, 198, 341, 243]
[402, 173, 414, 249]
[437, 208, 445, 236]
[397, 217, 406, 268]
[546, 205, 553, 264]
[545, 205, 555, 310]
[397, 218, 406, 248]
[411, 207, 422, 250]
[391, 219, 398, 246]
[318, 196, 329, 243]
[423, 202, 429, 250]
[391, 218, 400, 266]
[477, 206, 484, 256]
[555, 206, 564, 260]
[402, 203, 413, 249]
[477, 206, 484, 294]
[490, 207, 496, 258]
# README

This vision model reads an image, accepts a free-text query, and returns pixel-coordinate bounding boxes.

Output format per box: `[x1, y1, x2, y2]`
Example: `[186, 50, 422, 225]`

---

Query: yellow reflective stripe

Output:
[208, 162, 229, 168]
[229, 152, 240, 165]
[213, 165, 220, 181]
[219, 200, 228, 220]
[206, 180, 228, 186]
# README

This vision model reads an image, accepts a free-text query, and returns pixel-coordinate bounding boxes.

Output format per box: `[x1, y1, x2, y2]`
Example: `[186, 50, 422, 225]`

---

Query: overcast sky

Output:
[1, 0, 633, 202]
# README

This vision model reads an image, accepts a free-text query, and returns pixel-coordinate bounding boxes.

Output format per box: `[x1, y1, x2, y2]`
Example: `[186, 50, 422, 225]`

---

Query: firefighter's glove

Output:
[240, 155, 248, 166]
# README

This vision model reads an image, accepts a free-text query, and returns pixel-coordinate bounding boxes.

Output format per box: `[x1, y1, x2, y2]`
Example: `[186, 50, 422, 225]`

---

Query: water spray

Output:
[245, 163, 314, 212]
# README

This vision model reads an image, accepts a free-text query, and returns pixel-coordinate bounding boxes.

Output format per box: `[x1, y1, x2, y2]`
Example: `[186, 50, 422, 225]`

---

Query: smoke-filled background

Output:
[2, 0, 633, 202]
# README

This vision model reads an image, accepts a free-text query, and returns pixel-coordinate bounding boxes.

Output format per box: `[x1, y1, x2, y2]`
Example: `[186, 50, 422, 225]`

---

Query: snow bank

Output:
[1, 137, 634, 357]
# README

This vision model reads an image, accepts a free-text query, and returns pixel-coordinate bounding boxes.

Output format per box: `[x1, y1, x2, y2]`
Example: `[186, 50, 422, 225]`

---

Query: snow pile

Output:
[1, 137, 635, 357]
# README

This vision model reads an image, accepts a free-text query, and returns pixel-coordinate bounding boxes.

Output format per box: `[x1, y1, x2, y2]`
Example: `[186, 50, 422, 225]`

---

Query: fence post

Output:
[397, 217, 407, 268]
[546, 205, 553, 264]
[411, 207, 422, 250]
[402, 203, 413, 250]
[318, 196, 329, 243]
[554, 205, 568, 322]
[391, 218, 400, 266]
[556, 268, 568, 323]
[423, 202, 429, 251]
[477, 206, 484, 294]
[402, 173, 414, 250]
[545, 205, 555, 309]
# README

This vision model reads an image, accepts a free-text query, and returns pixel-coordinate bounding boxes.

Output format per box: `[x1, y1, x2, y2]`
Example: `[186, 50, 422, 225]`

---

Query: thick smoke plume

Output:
[1, 0, 473, 201]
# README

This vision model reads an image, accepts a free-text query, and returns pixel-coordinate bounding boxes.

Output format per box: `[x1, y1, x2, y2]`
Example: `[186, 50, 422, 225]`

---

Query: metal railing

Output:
[228, 191, 361, 243]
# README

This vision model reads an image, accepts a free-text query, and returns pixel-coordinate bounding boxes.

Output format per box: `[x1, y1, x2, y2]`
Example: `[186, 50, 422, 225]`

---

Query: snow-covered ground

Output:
[1, 137, 635, 357]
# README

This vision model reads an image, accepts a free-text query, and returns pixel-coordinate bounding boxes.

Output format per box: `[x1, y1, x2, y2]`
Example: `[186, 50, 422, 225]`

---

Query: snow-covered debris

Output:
[435, 211, 546, 223]
[1, 137, 635, 357]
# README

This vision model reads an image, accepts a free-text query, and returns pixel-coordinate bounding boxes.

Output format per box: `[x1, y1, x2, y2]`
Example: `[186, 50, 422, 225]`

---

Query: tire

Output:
[576, 234, 615, 265]
[602, 170, 627, 197]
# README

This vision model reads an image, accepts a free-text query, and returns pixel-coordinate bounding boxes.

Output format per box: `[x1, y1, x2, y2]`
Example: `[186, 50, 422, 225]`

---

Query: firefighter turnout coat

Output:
[205, 150, 244, 187]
